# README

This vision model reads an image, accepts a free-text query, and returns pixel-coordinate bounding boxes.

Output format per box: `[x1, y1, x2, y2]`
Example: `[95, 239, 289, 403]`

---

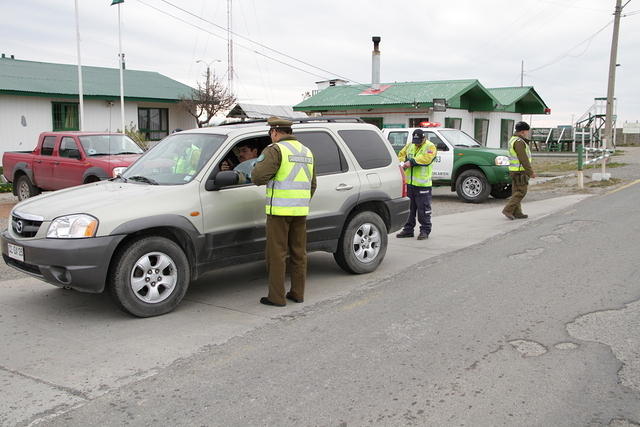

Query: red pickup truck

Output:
[2, 132, 144, 200]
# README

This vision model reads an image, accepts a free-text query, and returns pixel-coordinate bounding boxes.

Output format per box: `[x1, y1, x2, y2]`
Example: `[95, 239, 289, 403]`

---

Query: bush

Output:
[0, 167, 11, 193]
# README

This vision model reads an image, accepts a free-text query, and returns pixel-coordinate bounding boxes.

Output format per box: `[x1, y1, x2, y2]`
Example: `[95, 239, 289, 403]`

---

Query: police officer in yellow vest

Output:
[252, 117, 317, 307]
[396, 129, 438, 240]
[502, 121, 536, 220]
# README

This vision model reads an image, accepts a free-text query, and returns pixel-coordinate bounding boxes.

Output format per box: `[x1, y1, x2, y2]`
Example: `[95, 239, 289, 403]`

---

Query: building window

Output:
[138, 108, 169, 140]
[474, 118, 490, 145]
[409, 118, 429, 128]
[444, 117, 462, 129]
[500, 119, 515, 149]
[52, 103, 79, 131]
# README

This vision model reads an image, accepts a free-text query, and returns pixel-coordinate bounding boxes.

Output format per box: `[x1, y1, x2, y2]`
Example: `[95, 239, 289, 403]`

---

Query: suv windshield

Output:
[121, 133, 227, 185]
[79, 135, 144, 156]
[439, 129, 481, 147]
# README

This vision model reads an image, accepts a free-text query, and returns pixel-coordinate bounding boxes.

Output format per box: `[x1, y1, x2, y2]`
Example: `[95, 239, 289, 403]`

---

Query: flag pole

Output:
[74, 0, 84, 131]
[117, 2, 125, 134]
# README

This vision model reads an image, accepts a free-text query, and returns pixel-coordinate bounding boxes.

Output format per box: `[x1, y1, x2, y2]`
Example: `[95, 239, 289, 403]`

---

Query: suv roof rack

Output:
[218, 116, 365, 127]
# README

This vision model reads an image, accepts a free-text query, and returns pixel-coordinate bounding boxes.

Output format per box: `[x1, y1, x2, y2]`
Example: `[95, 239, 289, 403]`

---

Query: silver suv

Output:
[2, 118, 409, 317]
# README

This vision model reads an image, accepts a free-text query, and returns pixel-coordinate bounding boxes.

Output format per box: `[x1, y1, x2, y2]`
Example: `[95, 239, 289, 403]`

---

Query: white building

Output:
[294, 79, 549, 149]
[0, 56, 197, 161]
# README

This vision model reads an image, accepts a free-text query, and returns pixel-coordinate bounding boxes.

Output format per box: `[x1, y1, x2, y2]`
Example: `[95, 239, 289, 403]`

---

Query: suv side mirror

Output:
[205, 170, 239, 191]
[436, 142, 448, 151]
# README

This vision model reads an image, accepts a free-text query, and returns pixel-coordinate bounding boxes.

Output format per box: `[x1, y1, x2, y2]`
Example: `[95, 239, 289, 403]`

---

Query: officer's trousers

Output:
[504, 172, 528, 215]
[265, 215, 307, 305]
[402, 184, 432, 235]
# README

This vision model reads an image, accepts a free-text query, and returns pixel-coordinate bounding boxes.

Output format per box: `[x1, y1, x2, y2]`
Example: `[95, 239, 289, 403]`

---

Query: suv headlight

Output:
[112, 167, 127, 178]
[495, 155, 510, 166]
[47, 214, 98, 239]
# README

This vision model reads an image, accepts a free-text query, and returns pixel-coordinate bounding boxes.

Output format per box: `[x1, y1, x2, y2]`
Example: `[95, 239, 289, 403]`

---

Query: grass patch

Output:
[535, 159, 628, 174]
[586, 177, 622, 188]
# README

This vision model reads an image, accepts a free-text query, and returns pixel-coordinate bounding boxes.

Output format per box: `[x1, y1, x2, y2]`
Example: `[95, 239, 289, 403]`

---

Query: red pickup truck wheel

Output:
[15, 175, 40, 201]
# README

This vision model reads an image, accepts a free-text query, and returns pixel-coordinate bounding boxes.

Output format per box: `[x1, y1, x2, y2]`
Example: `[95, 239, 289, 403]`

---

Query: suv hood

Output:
[12, 180, 197, 222]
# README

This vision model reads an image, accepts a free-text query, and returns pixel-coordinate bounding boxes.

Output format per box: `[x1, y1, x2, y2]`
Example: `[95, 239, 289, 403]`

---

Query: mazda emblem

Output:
[15, 220, 23, 234]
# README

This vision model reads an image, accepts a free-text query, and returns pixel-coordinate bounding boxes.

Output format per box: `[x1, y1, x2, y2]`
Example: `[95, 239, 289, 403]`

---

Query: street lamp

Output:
[196, 59, 222, 84]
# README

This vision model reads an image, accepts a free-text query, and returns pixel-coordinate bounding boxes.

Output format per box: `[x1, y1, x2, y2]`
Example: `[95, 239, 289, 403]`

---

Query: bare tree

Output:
[180, 70, 236, 128]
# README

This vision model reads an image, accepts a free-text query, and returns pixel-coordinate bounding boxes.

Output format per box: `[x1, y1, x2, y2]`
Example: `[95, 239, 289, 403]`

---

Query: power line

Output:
[148, 0, 418, 106]
[526, 19, 613, 73]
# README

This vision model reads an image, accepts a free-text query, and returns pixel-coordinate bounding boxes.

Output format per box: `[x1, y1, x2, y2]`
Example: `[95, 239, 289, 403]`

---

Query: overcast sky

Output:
[2, 0, 639, 127]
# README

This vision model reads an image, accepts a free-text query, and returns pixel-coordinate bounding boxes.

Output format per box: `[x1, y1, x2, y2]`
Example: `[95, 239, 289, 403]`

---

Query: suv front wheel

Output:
[334, 211, 388, 274]
[109, 236, 190, 317]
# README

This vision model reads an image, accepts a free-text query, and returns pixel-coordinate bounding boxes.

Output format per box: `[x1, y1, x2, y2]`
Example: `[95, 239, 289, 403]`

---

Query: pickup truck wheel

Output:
[455, 170, 491, 203]
[490, 183, 512, 199]
[110, 236, 190, 317]
[15, 175, 40, 201]
[333, 211, 388, 274]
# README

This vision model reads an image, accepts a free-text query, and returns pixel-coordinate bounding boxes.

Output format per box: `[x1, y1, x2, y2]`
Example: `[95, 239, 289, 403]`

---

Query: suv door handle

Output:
[335, 184, 353, 191]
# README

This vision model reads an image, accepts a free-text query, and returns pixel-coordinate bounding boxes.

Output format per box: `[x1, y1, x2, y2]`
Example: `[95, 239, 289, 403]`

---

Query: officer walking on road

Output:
[396, 129, 438, 240]
[502, 121, 536, 220]
[252, 117, 317, 307]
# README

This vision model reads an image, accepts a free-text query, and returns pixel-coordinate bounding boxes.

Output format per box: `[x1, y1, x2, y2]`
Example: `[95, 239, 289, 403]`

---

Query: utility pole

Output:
[602, 0, 627, 179]
[520, 60, 524, 87]
[227, 0, 234, 94]
[74, 0, 84, 131]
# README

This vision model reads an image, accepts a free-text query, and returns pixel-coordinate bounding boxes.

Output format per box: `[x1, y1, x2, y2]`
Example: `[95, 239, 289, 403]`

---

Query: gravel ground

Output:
[1, 146, 638, 281]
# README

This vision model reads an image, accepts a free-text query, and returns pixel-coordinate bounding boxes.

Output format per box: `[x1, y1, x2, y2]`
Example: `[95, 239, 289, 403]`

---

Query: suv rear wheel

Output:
[109, 236, 190, 317]
[334, 211, 388, 274]
[456, 169, 491, 203]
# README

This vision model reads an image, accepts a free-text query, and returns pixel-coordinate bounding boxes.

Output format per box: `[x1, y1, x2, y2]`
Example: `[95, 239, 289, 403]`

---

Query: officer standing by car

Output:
[252, 117, 317, 307]
[502, 121, 536, 220]
[396, 129, 437, 240]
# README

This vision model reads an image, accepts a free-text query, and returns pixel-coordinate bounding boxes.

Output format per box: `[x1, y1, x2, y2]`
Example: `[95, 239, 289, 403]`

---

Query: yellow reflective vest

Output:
[400, 141, 437, 187]
[173, 145, 201, 175]
[508, 136, 531, 172]
[266, 139, 314, 216]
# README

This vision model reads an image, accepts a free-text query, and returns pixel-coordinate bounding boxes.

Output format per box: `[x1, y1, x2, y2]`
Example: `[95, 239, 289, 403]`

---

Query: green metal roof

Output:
[0, 57, 194, 102]
[294, 79, 500, 112]
[488, 86, 549, 114]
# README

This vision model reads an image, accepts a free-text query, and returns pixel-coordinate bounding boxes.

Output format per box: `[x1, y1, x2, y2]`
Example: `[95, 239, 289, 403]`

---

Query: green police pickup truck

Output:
[382, 127, 512, 203]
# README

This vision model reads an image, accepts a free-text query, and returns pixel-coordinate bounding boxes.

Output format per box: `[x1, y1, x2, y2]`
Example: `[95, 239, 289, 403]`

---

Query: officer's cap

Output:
[412, 129, 424, 143]
[515, 121, 530, 132]
[267, 116, 293, 128]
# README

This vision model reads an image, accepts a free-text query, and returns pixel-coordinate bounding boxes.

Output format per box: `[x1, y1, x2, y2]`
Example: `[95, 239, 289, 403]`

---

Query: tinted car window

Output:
[41, 136, 55, 156]
[296, 131, 347, 175]
[424, 131, 448, 151]
[338, 130, 392, 170]
[59, 137, 79, 158]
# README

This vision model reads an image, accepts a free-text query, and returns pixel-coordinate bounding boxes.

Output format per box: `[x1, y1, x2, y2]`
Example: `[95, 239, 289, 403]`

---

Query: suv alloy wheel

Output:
[110, 236, 190, 317]
[334, 211, 388, 274]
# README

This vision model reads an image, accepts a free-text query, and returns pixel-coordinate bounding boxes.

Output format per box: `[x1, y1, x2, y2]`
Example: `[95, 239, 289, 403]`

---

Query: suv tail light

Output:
[399, 165, 407, 197]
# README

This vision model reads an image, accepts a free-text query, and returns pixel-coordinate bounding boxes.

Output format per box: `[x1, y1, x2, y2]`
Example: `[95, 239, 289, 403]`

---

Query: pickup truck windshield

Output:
[439, 130, 481, 148]
[121, 133, 226, 185]
[79, 135, 144, 156]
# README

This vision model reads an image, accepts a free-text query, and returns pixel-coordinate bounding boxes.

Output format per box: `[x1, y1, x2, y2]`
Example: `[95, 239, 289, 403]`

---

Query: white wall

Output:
[0, 95, 197, 164]
[318, 108, 522, 149]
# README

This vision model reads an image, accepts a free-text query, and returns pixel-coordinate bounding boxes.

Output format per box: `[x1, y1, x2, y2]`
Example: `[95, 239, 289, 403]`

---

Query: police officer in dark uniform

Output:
[503, 121, 536, 219]
[252, 117, 317, 306]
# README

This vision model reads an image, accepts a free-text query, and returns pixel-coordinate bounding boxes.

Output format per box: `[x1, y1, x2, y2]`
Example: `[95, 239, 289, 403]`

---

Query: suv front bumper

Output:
[1, 230, 125, 293]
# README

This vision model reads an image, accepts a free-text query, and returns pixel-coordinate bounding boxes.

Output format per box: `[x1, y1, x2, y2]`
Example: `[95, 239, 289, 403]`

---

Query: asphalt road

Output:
[14, 181, 639, 426]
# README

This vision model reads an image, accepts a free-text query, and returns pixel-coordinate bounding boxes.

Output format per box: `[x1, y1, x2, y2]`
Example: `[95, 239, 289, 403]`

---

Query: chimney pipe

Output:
[372, 36, 381, 91]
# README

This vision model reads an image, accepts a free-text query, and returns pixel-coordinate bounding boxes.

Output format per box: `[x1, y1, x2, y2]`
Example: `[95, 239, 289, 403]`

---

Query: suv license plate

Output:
[8, 243, 24, 262]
